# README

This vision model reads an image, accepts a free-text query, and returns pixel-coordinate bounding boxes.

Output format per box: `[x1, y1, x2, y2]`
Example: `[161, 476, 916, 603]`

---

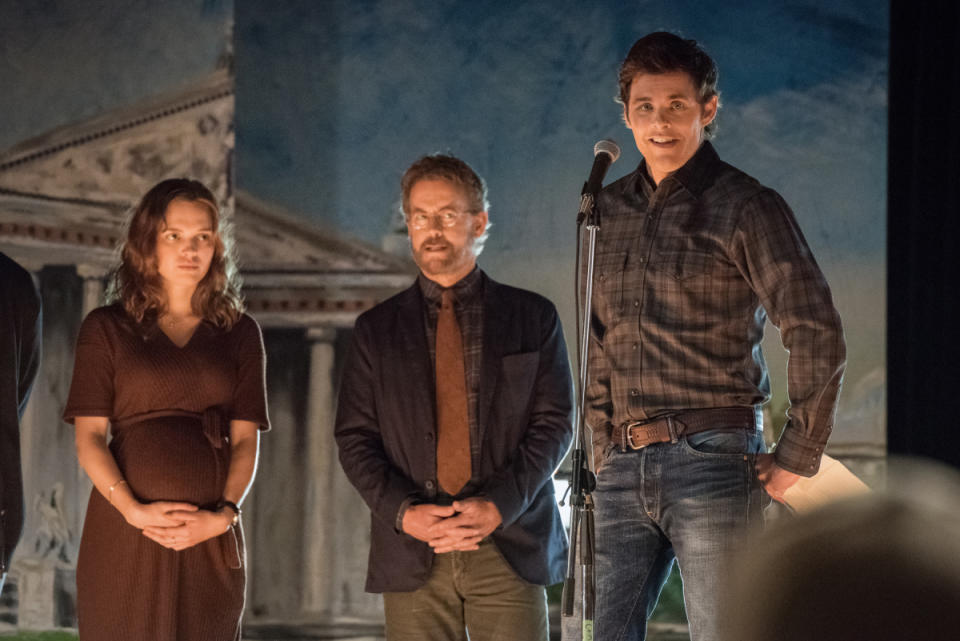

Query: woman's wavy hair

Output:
[108, 178, 244, 330]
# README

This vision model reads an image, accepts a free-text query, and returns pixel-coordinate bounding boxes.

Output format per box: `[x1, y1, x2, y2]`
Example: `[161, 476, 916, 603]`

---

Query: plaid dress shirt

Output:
[586, 141, 846, 476]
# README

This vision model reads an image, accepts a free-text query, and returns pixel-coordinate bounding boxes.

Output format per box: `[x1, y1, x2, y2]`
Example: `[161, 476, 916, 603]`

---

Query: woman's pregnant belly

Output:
[111, 415, 227, 507]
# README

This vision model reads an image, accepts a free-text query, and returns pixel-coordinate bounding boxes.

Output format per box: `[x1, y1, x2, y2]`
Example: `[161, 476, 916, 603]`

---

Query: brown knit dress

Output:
[63, 305, 270, 641]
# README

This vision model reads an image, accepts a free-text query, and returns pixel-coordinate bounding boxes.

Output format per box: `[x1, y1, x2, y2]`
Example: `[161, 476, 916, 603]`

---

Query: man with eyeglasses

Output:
[335, 154, 574, 640]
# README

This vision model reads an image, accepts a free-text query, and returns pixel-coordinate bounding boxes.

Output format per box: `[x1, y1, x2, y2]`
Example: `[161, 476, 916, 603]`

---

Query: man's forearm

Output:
[775, 307, 846, 475]
[739, 189, 847, 476]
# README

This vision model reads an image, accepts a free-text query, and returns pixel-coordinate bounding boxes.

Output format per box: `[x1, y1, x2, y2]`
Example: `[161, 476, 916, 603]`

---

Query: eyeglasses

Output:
[407, 209, 476, 230]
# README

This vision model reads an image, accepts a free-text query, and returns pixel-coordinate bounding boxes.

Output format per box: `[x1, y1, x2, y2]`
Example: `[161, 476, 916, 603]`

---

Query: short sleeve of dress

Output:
[232, 314, 270, 431]
[63, 308, 116, 423]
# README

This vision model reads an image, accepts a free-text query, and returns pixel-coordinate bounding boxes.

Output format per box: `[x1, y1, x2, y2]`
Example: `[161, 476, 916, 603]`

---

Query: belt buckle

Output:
[624, 415, 680, 450]
[625, 422, 653, 450]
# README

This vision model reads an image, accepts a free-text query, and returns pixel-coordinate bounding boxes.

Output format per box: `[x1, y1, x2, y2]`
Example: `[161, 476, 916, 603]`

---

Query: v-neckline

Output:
[158, 321, 203, 349]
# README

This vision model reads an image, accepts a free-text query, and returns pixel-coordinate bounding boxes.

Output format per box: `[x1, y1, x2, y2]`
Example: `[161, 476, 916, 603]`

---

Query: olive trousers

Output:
[382, 539, 548, 641]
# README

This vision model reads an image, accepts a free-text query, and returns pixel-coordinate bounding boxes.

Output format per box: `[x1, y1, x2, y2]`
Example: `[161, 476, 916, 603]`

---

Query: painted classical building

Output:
[0, 69, 411, 630]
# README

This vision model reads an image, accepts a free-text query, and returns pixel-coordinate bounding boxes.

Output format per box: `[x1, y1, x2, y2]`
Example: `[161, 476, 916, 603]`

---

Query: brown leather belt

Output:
[611, 407, 758, 451]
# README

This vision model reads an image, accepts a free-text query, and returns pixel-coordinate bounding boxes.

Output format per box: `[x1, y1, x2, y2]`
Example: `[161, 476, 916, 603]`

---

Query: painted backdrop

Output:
[0, 0, 888, 627]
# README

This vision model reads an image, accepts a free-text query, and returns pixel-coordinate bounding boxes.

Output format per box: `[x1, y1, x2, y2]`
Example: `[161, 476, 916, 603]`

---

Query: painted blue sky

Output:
[233, 1, 887, 251]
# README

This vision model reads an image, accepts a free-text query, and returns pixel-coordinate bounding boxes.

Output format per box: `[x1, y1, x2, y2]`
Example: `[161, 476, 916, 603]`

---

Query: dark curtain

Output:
[887, 1, 960, 468]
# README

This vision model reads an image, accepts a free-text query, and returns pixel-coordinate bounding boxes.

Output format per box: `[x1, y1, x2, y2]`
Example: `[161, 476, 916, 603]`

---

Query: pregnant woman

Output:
[64, 178, 269, 640]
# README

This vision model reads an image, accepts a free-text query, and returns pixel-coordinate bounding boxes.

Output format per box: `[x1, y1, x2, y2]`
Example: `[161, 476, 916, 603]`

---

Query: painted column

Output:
[73, 265, 107, 535]
[301, 326, 337, 615]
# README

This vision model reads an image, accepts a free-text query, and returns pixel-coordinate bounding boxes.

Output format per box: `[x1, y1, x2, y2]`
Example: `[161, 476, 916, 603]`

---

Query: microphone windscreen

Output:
[594, 139, 621, 163]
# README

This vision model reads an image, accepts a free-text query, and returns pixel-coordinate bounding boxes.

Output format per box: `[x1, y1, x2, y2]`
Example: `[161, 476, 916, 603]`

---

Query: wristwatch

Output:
[218, 500, 241, 528]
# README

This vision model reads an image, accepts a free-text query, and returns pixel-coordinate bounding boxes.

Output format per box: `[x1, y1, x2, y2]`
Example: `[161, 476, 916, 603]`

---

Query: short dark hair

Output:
[617, 32, 720, 137]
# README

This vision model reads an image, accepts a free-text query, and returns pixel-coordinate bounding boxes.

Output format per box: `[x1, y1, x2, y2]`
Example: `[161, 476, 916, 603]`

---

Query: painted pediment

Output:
[235, 190, 410, 275]
[0, 70, 233, 206]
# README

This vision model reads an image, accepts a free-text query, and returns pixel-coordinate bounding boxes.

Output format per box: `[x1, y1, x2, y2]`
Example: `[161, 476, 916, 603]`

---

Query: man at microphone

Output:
[585, 33, 846, 641]
[335, 154, 573, 640]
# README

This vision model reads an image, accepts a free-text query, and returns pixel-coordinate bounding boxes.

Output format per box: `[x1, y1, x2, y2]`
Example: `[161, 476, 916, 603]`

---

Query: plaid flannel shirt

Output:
[586, 141, 846, 476]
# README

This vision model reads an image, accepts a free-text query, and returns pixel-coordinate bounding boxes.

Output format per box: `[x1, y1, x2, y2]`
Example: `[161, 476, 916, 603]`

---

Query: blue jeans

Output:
[593, 429, 767, 641]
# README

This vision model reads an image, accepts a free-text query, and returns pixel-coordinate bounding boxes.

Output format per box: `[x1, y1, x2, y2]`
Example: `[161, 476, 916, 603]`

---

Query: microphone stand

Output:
[561, 189, 601, 641]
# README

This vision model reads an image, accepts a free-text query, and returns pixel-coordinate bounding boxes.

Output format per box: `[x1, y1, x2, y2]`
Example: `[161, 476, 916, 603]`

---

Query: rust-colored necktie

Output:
[435, 288, 471, 495]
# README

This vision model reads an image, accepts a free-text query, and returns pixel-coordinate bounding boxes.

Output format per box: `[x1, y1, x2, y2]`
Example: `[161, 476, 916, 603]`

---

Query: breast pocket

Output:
[497, 351, 539, 420]
[656, 250, 716, 281]
[594, 252, 628, 317]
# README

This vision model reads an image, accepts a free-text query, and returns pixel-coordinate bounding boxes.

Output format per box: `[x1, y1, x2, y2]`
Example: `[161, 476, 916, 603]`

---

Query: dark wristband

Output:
[218, 500, 241, 527]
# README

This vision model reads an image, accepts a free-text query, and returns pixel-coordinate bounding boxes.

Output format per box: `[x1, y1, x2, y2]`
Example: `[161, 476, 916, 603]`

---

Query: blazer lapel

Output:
[395, 285, 436, 435]
[478, 277, 507, 445]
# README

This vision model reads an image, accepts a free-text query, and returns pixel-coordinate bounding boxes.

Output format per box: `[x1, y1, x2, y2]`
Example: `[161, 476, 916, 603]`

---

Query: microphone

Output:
[579, 139, 620, 223]
[582, 139, 621, 196]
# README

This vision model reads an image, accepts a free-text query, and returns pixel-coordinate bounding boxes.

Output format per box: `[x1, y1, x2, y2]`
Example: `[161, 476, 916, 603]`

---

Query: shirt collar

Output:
[636, 140, 722, 199]
[418, 265, 483, 307]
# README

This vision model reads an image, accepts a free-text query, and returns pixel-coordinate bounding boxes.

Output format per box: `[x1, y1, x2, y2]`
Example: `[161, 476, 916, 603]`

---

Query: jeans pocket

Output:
[593, 441, 619, 479]
[681, 429, 751, 459]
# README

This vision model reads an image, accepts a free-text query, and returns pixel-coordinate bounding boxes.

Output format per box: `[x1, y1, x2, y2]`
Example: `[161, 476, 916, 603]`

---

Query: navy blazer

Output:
[335, 272, 573, 592]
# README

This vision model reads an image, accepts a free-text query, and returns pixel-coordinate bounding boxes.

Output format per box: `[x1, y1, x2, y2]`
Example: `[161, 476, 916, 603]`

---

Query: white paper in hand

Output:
[781, 454, 870, 513]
